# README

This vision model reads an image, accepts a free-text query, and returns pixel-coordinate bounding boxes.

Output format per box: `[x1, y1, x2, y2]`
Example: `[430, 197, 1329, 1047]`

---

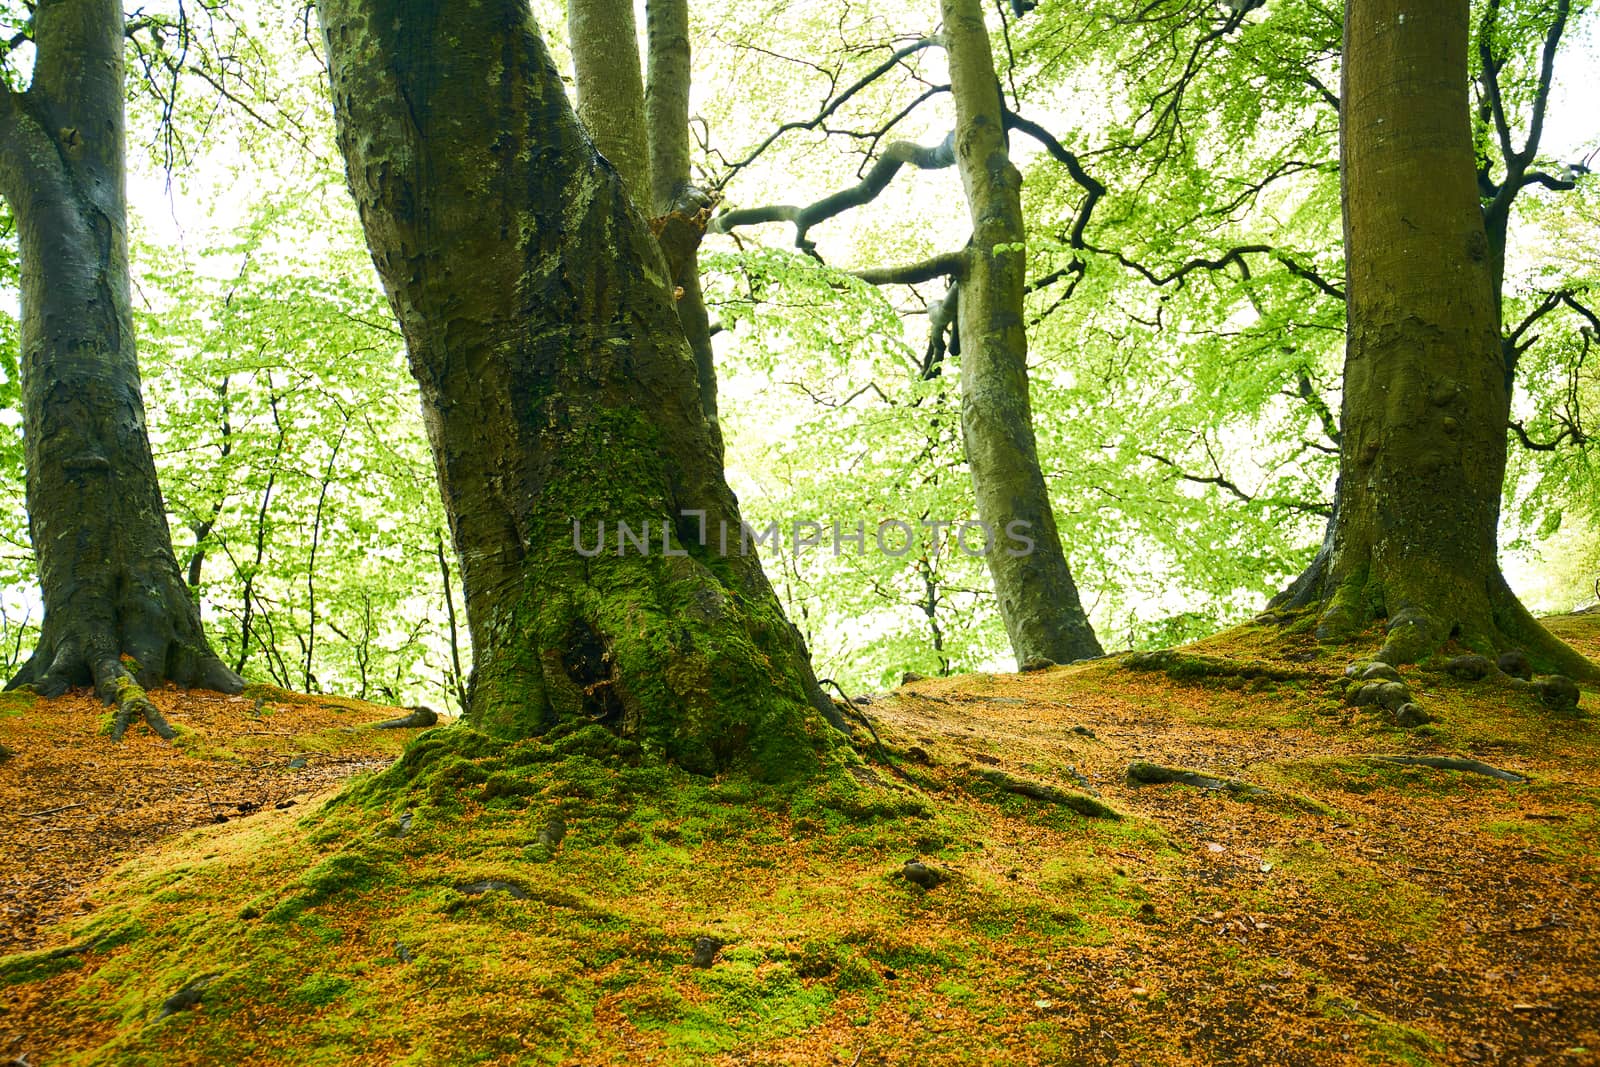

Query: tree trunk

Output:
[317, 0, 844, 774]
[643, 0, 719, 434]
[568, 0, 652, 211]
[941, 0, 1103, 667]
[1269, 0, 1596, 679]
[0, 0, 243, 712]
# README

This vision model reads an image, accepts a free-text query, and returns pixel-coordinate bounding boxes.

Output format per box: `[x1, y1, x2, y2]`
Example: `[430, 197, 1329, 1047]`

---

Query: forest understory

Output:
[1, 614, 1597, 1066]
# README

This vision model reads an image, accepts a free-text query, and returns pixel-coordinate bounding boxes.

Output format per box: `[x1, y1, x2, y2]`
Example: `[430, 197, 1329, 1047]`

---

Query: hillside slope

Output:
[2, 616, 1597, 1065]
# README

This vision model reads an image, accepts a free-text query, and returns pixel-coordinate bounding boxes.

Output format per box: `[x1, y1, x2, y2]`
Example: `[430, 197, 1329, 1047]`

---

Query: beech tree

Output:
[1269, 0, 1597, 678]
[568, 0, 719, 432]
[316, 0, 844, 771]
[0, 0, 242, 732]
[712, 0, 1103, 669]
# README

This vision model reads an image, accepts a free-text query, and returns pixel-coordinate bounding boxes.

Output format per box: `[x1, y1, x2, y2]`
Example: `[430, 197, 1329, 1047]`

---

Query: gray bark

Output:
[941, 0, 1102, 667]
[1270, 0, 1595, 679]
[569, 0, 653, 209]
[643, 0, 719, 432]
[0, 0, 242, 704]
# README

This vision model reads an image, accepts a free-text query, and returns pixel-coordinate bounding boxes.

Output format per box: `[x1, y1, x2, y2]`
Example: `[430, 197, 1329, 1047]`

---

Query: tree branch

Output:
[1275, 251, 1345, 300]
[0, 81, 15, 138]
[1304, 72, 1338, 112]
[1143, 449, 1252, 503]
[1293, 370, 1342, 446]
[1478, 0, 1516, 169]
[852, 250, 967, 286]
[711, 37, 941, 187]
[710, 131, 956, 252]
[923, 281, 960, 376]
[1003, 109, 1104, 248]
[1508, 418, 1571, 451]
[1516, 169, 1576, 193]
[1519, 0, 1569, 171]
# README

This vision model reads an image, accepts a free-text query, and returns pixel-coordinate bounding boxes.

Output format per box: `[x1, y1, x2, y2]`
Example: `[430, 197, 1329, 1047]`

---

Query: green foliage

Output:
[706, 248, 1010, 686]
[134, 187, 458, 705]
[1, 0, 1597, 706]
[0, 201, 33, 676]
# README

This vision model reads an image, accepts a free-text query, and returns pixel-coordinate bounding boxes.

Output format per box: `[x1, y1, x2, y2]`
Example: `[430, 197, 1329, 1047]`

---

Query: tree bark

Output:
[0, 0, 243, 708]
[317, 0, 844, 774]
[568, 0, 652, 211]
[1269, 0, 1596, 679]
[643, 0, 719, 433]
[941, 0, 1103, 667]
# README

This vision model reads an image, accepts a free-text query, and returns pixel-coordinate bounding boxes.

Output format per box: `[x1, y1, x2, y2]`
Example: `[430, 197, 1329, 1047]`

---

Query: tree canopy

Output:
[0, 0, 1594, 703]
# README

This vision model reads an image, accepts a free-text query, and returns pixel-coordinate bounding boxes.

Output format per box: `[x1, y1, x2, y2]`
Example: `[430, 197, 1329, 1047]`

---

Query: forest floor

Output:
[2, 614, 1599, 1065]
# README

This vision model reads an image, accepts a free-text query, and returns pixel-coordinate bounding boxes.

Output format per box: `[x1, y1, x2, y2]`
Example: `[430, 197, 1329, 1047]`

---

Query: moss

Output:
[266, 848, 399, 921]
[1261, 841, 1442, 942]
[0, 944, 89, 987]
[1123, 649, 1314, 683]
[291, 972, 355, 1007]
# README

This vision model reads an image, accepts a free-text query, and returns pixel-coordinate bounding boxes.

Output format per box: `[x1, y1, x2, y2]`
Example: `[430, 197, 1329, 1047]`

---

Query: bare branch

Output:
[711, 37, 940, 187]
[832, 83, 949, 172]
[852, 250, 966, 286]
[710, 131, 955, 252]
[1517, 169, 1577, 193]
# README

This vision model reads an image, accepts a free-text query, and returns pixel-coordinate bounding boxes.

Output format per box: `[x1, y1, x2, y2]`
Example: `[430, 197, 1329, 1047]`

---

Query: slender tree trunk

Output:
[318, 0, 843, 774]
[941, 0, 1102, 667]
[642, 0, 719, 433]
[0, 0, 242, 711]
[568, 0, 652, 211]
[1269, 0, 1595, 679]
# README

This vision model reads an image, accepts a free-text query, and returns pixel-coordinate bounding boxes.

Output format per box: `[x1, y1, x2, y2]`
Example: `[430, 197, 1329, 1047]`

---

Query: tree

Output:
[316, 0, 844, 772]
[0, 0, 242, 734]
[1269, 0, 1597, 678]
[940, 0, 1101, 668]
[711, 0, 1104, 669]
[568, 0, 720, 433]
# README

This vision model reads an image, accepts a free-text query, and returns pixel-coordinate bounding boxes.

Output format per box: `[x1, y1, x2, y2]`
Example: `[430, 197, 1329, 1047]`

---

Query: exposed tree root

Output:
[157, 972, 222, 1019]
[1268, 550, 1600, 682]
[972, 768, 1121, 819]
[370, 706, 440, 730]
[1125, 761, 1334, 815]
[1368, 754, 1529, 783]
[1122, 650, 1318, 683]
[7, 625, 243, 701]
[1126, 761, 1261, 795]
[108, 675, 176, 742]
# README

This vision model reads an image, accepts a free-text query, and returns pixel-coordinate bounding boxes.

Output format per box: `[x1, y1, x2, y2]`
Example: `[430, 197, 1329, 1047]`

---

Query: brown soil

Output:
[0, 686, 414, 951]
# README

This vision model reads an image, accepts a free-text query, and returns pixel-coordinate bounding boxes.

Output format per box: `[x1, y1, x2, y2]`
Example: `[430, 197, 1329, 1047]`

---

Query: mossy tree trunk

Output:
[317, 0, 844, 774]
[1269, 0, 1596, 680]
[0, 0, 243, 707]
[942, 0, 1102, 667]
